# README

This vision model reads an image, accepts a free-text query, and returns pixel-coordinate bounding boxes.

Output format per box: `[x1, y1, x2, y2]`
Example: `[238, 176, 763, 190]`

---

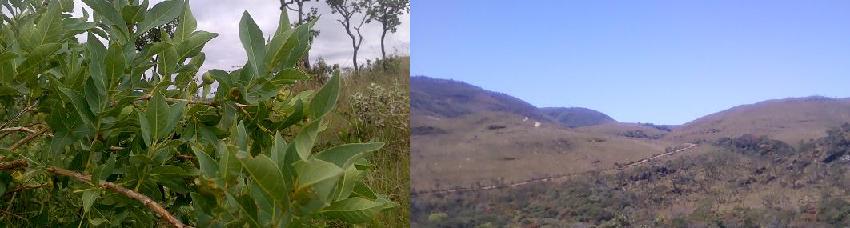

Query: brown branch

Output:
[46, 167, 190, 228]
[8, 127, 48, 151]
[0, 159, 27, 171]
[0, 127, 37, 134]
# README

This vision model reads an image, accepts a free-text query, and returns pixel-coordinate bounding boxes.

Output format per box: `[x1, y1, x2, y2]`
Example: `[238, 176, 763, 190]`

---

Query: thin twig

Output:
[0, 127, 37, 134]
[9, 127, 48, 151]
[46, 167, 190, 228]
[1, 183, 47, 197]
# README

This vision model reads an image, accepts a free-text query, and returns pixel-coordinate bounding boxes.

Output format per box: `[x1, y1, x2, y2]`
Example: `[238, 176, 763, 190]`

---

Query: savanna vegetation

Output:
[0, 0, 407, 227]
[412, 124, 850, 227]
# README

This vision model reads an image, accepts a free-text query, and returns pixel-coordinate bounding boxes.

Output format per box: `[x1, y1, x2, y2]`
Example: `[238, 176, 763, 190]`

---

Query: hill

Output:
[410, 76, 546, 120]
[667, 96, 850, 145]
[540, 107, 616, 127]
[411, 76, 672, 192]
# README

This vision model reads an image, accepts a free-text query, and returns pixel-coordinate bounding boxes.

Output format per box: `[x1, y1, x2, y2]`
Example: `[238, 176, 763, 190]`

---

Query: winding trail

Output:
[412, 143, 698, 196]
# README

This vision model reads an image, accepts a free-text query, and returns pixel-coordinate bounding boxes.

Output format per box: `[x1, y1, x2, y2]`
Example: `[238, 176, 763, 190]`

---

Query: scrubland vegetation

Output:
[413, 124, 850, 227]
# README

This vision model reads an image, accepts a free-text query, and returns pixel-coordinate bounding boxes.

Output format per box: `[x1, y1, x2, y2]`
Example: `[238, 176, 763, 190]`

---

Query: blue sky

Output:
[412, 0, 850, 125]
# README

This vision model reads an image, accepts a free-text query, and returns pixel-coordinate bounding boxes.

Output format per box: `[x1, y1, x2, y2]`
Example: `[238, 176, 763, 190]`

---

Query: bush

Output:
[0, 0, 395, 226]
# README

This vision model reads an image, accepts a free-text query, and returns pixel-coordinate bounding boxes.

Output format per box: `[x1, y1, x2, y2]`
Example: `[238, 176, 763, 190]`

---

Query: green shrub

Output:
[0, 0, 395, 226]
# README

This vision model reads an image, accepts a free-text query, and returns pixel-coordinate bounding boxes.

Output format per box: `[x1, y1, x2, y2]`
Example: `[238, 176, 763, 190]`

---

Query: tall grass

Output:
[310, 56, 410, 227]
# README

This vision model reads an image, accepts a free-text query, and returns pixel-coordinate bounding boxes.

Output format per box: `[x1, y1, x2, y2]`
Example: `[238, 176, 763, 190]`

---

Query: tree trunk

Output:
[380, 23, 388, 70]
[296, 2, 311, 70]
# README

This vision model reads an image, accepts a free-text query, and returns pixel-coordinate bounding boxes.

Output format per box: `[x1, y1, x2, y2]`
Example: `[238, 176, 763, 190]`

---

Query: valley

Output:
[410, 76, 850, 227]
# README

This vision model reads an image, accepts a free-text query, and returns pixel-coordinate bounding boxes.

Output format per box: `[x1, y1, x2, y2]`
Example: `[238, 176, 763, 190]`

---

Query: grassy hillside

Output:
[411, 77, 850, 227]
[411, 76, 547, 120]
[412, 110, 668, 192]
[541, 107, 616, 127]
[667, 96, 850, 145]
[413, 125, 850, 227]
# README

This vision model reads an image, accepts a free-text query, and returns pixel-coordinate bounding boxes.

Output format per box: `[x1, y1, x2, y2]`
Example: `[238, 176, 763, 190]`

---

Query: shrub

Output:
[0, 0, 395, 226]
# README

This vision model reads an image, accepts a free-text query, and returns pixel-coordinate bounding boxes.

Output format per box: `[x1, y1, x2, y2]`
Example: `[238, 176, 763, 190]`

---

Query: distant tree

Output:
[281, 0, 321, 68]
[327, 0, 371, 71]
[366, 0, 409, 61]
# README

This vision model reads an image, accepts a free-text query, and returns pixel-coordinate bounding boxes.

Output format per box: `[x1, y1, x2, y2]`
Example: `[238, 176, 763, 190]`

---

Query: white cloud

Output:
[71, 0, 409, 73]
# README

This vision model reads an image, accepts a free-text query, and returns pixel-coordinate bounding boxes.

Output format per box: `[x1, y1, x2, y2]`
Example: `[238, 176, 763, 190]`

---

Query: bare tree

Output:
[366, 0, 408, 61]
[327, 0, 371, 71]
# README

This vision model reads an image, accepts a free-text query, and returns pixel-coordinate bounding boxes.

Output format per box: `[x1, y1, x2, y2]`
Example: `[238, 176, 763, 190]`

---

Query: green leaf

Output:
[271, 132, 287, 168]
[120, 5, 144, 25]
[216, 142, 241, 185]
[81, 190, 100, 214]
[294, 121, 320, 160]
[176, 30, 217, 60]
[332, 165, 363, 201]
[136, 0, 184, 36]
[309, 71, 340, 118]
[294, 158, 343, 190]
[104, 42, 125, 89]
[81, 0, 127, 32]
[139, 91, 183, 145]
[173, 1, 196, 42]
[18, 42, 61, 74]
[191, 145, 218, 178]
[34, 0, 63, 45]
[84, 78, 106, 115]
[239, 11, 266, 78]
[233, 121, 248, 152]
[239, 155, 289, 210]
[58, 86, 95, 129]
[96, 155, 116, 182]
[157, 45, 178, 76]
[86, 33, 107, 90]
[314, 142, 384, 169]
[320, 197, 394, 224]
[276, 20, 314, 70]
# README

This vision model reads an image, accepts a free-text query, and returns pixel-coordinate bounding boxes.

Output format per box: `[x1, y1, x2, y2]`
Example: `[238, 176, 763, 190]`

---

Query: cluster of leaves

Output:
[0, 0, 395, 226]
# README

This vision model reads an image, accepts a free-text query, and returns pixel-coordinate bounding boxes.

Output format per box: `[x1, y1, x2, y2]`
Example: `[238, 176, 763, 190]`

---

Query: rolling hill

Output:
[411, 76, 850, 194]
[667, 96, 850, 145]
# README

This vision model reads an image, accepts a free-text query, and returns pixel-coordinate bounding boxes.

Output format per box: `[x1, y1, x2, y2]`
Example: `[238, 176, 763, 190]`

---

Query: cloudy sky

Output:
[72, 0, 409, 72]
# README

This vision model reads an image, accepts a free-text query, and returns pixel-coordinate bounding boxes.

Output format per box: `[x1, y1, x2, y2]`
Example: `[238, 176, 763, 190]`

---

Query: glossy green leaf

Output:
[238, 11, 266, 78]
[173, 1, 196, 42]
[136, 0, 184, 35]
[34, 0, 63, 45]
[86, 33, 107, 90]
[177, 31, 217, 59]
[81, 0, 127, 32]
[104, 42, 125, 89]
[157, 45, 178, 76]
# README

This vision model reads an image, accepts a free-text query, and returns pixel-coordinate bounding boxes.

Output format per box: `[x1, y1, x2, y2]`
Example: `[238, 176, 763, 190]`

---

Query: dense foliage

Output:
[0, 0, 395, 226]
